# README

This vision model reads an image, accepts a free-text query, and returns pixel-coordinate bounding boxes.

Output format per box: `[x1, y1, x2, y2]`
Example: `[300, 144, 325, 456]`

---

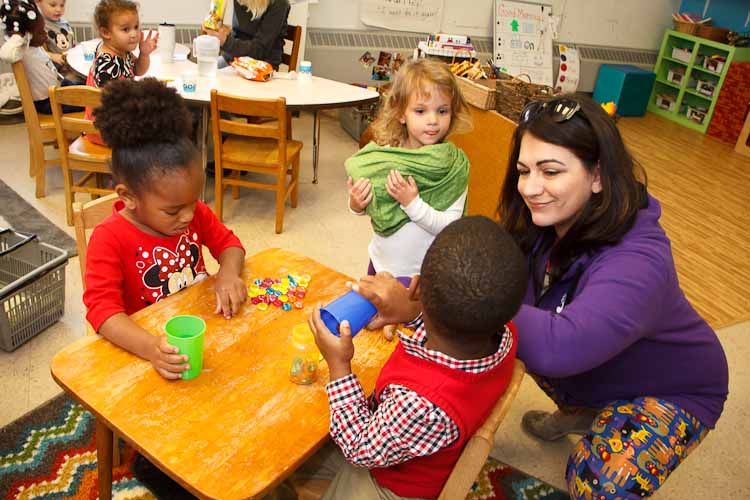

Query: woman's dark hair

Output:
[93, 78, 197, 195]
[94, 0, 139, 30]
[497, 94, 647, 286]
[0, 0, 42, 37]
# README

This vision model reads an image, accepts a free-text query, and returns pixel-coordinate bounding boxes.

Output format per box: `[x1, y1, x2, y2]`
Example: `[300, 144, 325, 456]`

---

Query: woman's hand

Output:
[214, 270, 247, 319]
[148, 336, 189, 380]
[386, 170, 419, 206]
[138, 30, 159, 56]
[308, 305, 354, 381]
[351, 272, 421, 330]
[204, 25, 231, 47]
[347, 176, 373, 213]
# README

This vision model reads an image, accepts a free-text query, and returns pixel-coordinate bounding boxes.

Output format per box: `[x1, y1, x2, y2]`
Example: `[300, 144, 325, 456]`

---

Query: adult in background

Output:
[353, 95, 728, 499]
[204, 0, 290, 70]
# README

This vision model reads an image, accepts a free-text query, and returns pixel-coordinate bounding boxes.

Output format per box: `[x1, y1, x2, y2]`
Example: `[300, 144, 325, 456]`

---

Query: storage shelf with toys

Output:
[647, 30, 750, 133]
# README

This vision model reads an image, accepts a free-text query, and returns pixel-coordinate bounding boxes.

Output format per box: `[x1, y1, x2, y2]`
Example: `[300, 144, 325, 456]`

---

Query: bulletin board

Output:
[360, 0, 444, 33]
[493, 0, 553, 86]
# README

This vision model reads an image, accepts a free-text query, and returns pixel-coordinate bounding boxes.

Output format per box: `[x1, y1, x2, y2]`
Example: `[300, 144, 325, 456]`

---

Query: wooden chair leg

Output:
[290, 156, 300, 208]
[34, 146, 46, 199]
[215, 165, 224, 221]
[28, 142, 36, 177]
[62, 167, 75, 225]
[275, 173, 286, 234]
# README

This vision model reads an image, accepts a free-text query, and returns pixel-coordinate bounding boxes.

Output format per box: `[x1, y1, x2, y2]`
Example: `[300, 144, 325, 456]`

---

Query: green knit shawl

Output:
[345, 142, 469, 237]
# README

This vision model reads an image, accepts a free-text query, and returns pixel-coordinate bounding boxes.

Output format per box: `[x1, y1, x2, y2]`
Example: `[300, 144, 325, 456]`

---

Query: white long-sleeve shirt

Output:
[366, 189, 467, 278]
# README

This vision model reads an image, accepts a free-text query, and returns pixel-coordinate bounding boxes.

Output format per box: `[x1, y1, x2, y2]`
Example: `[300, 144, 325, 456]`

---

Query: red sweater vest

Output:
[370, 324, 517, 499]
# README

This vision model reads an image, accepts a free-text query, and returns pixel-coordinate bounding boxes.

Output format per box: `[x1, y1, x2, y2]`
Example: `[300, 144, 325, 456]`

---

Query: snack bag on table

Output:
[231, 57, 274, 82]
[203, 0, 227, 30]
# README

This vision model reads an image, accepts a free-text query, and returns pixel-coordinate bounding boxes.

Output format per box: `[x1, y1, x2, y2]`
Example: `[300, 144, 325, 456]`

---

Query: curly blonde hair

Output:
[370, 58, 472, 147]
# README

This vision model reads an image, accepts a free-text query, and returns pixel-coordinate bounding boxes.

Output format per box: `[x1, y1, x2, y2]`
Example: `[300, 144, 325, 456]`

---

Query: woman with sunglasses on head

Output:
[497, 94, 727, 499]
[351, 94, 728, 499]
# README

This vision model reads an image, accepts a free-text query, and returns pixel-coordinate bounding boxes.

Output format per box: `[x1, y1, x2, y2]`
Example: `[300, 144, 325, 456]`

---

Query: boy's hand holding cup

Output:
[309, 305, 354, 381]
[148, 335, 190, 380]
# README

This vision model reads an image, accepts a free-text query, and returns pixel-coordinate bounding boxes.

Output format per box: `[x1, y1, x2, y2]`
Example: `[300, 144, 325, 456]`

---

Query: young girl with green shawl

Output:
[345, 58, 472, 283]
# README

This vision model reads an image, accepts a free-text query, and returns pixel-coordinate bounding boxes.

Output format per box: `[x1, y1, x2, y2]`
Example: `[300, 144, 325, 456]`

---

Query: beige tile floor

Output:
[0, 111, 747, 497]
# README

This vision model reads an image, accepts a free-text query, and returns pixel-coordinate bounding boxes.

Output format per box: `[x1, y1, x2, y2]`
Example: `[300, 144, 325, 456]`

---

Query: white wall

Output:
[307, 0, 682, 50]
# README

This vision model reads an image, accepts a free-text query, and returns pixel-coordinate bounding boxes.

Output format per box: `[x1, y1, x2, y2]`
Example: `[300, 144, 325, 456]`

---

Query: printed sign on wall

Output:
[360, 0, 444, 33]
[493, 0, 553, 86]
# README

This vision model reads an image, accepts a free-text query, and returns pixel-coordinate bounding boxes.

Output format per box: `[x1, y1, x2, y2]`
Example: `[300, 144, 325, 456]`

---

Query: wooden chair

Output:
[735, 105, 750, 158]
[290, 359, 526, 500]
[11, 61, 82, 198]
[49, 85, 113, 226]
[282, 24, 302, 72]
[210, 90, 302, 233]
[71, 192, 124, 467]
[437, 359, 526, 499]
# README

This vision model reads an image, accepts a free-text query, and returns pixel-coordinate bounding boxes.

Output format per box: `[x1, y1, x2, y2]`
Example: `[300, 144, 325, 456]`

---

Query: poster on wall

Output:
[360, 0, 444, 33]
[493, 0, 553, 86]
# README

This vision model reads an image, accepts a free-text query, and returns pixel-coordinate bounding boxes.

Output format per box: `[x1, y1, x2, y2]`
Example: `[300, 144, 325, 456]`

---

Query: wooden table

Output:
[51, 249, 397, 500]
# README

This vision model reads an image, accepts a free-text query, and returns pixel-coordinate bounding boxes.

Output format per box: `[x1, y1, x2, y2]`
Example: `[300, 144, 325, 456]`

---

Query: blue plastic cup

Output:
[320, 290, 377, 338]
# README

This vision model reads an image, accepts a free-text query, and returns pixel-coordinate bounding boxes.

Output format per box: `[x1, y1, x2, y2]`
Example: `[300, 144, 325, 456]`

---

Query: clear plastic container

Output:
[289, 323, 319, 385]
[193, 35, 220, 77]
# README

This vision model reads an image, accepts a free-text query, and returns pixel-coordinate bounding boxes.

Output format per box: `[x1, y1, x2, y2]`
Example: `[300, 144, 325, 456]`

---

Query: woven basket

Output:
[495, 73, 555, 122]
[674, 20, 700, 35]
[697, 25, 729, 43]
[456, 76, 497, 110]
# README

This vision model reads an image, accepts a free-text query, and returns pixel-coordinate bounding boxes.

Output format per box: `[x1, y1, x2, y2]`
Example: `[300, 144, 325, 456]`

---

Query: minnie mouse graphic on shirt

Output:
[139, 233, 207, 304]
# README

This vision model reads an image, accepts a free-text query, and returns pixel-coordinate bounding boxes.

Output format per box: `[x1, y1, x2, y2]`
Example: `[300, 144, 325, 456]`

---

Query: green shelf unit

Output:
[647, 30, 750, 133]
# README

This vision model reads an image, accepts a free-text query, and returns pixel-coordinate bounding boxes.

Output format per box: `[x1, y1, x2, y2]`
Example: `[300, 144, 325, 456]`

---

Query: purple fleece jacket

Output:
[513, 195, 728, 428]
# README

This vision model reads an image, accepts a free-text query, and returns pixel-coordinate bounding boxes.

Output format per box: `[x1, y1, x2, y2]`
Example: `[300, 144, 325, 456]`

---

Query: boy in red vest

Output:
[308, 216, 528, 499]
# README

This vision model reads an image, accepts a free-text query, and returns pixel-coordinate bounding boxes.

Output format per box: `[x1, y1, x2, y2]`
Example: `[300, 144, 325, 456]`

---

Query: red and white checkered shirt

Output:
[326, 317, 513, 468]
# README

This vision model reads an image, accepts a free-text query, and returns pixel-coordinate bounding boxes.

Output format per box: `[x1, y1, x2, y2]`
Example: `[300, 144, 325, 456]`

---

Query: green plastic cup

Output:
[164, 315, 206, 380]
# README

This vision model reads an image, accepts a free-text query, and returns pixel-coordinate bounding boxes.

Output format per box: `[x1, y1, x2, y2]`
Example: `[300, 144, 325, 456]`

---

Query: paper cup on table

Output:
[82, 41, 96, 61]
[320, 290, 377, 338]
[182, 71, 198, 93]
[164, 315, 206, 380]
[158, 23, 176, 63]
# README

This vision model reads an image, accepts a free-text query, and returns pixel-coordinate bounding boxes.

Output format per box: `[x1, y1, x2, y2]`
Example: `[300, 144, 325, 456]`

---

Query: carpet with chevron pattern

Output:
[0, 394, 566, 500]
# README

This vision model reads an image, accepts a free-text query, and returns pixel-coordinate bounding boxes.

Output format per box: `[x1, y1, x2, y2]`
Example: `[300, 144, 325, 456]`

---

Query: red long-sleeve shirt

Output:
[83, 200, 244, 331]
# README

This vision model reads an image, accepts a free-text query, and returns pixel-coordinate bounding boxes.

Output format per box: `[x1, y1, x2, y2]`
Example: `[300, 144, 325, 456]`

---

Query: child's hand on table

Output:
[148, 336, 189, 380]
[309, 304, 354, 381]
[214, 270, 247, 319]
[347, 176, 373, 213]
[386, 170, 419, 206]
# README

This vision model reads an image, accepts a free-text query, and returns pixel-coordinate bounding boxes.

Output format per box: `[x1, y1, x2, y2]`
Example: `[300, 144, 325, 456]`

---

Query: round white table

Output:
[66, 42, 380, 182]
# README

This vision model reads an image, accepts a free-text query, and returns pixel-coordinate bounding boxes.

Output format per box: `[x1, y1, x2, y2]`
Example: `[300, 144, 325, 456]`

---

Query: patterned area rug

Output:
[0, 394, 567, 500]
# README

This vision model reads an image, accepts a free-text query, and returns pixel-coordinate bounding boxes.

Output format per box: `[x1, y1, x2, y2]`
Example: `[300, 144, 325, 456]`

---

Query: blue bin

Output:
[593, 64, 655, 117]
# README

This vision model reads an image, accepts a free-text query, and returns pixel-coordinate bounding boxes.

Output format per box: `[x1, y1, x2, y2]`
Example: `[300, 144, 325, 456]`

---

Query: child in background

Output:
[345, 58, 472, 285]
[84, 0, 157, 144]
[83, 78, 247, 380]
[308, 216, 528, 499]
[35, 0, 81, 81]
[0, 0, 82, 114]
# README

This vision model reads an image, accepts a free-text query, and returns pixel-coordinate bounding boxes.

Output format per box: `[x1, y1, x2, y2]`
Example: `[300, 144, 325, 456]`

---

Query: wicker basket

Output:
[673, 20, 700, 35]
[456, 77, 497, 110]
[697, 25, 729, 43]
[495, 73, 555, 122]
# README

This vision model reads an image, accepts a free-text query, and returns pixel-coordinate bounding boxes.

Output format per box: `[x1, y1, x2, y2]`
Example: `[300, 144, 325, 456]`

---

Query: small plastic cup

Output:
[182, 71, 198, 93]
[164, 315, 206, 380]
[289, 323, 319, 385]
[320, 290, 376, 338]
[83, 43, 96, 61]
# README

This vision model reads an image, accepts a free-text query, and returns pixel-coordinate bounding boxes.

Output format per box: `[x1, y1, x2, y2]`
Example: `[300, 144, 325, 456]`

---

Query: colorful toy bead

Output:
[282, 303, 292, 311]
[257, 302, 268, 311]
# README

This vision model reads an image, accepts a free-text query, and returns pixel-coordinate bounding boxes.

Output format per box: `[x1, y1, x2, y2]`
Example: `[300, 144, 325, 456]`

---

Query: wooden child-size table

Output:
[51, 248, 397, 500]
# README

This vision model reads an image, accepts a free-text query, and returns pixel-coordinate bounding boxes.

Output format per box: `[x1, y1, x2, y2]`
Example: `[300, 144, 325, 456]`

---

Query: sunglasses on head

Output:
[519, 98, 582, 125]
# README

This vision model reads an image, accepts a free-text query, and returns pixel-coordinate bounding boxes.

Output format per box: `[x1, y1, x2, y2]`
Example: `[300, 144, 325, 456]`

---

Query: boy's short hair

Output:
[420, 216, 527, 339]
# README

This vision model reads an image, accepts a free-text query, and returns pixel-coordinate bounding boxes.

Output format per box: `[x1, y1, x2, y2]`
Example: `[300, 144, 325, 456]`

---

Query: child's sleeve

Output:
[401, 188, 467, 236]
[326, 374, 459, 468]
[83, 226, 127, 331]
[194, 202, 245, 260]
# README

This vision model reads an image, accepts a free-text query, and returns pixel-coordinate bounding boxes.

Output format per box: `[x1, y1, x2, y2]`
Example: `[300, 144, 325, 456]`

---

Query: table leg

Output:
[312, 110, 321, 184]
[96, 418, 113, 500]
